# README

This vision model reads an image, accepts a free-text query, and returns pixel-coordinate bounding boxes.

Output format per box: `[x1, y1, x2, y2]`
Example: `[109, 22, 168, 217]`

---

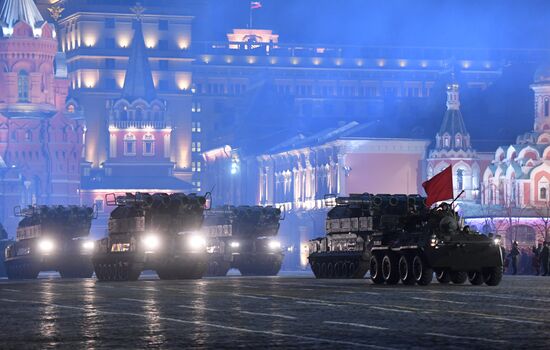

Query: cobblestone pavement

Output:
[0, 273, 549, 349]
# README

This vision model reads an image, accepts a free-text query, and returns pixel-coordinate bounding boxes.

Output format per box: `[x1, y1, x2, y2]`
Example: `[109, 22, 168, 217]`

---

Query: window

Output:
[192, 142, 201, 153]
[18, 71, 30, 102]
[192, 161, 201, 172]
[541, 187, 547, 200]
[25, 130, 32, 142]
[105, 18, 115, 29]
[545, 98, 549, 117]
[158, 20, 169, 31]
[67, 104, 75, 113]
[455, 135, 462, 147]
[444, 137, 450, 147]
[143, 134, 155, 156]
[10, 131, 16, 141]
[456, 169, 464, 190]
[192, 122, 202, 133]
[123, 134, 136, 156]
[192, 101, 201, 113]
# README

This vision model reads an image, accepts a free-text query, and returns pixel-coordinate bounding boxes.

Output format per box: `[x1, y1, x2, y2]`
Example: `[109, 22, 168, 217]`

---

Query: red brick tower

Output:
[0, 0, 84, 233]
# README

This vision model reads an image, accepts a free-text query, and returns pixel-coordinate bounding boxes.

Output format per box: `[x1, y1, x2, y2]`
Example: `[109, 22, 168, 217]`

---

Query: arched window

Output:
[540, 187, 547, 200]
[25, 130, 32, 142]
[456, 169, 464, 190]
[123, 133, 136, 156]
[18, 71, 30, 102]
[143, 134, 155, 156]
[455, 135, 461, 148]
[135, 107, 143, 121]
[545, 97, 549, 117]
[67, 104, 75, 113]
[443, 136, 450, 148]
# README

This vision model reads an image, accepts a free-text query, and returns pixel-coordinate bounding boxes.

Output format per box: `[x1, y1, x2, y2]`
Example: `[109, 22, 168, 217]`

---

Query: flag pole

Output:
[450, 190, 465, 208]
[249, 6, 252, 28]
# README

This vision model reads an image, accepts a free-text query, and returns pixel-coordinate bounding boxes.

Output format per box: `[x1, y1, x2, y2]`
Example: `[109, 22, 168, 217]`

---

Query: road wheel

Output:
[370, 254, 384, 284]
[450, 271, 468, 284]
[327, 262, 334, 278]
[342, 262, 350, 278]
[399, 254, 415, 285]
[435, 269, 451, 284]
[334, 262, 343, 278]
[483, 266, 503, 286]
[468, 271, 484, 285]
[382, 253, 400, 285]
[311, 261, 321, 278]
[320, 262, 327, 279]
[412, 255, 433, 286]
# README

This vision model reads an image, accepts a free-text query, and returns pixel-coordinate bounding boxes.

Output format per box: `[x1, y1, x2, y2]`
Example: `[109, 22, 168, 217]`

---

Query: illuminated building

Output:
[0, 0, 84, 233]
[426, 80, 491, 202]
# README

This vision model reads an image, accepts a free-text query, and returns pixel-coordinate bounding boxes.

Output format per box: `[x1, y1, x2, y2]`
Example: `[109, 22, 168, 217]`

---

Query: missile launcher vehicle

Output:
[308, 193, 504, 286]
[4, 205, 96, 279]
[92, 192, 209, 281]
[0, 222, 13, 277]
[203, 205, 284, 276]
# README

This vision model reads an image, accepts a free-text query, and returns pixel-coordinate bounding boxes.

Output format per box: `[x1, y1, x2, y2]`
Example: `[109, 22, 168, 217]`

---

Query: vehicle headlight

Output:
[268, 240, 281, 250]
[38, 239, 55, 254]
[142, 234, 161, 252]
[188, 235, 206, 250]
[493, 237, 501, 245]
[430, 235, 438, 247]
[82, 241, 95, 250]
[230, 241, 240, 248]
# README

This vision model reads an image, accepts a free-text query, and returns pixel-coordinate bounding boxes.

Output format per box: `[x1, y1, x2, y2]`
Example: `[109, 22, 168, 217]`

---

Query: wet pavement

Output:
[0, 273, 549, 349]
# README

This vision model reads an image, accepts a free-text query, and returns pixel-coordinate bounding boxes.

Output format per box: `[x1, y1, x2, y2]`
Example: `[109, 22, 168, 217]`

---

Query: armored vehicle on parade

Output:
[4, 205, 96, 279]
[308, 193, 503, 286]
[203, 205, 284, 276]
[0, 222, 13, 277]
[93, 192, 209, 281]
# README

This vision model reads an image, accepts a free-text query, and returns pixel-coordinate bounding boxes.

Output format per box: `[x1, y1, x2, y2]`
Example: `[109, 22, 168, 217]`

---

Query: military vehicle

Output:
[4, 205, 96, 279]
[0, 222, 13, 278]
[93, 192, 209, 281]
[308, 193, 503, 286]
[203, 205, 284, 276]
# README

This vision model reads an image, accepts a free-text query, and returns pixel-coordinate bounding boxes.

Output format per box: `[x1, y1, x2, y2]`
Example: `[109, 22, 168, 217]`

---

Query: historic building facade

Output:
[426, 81, 490, 202]
[0, 0, 84, 232]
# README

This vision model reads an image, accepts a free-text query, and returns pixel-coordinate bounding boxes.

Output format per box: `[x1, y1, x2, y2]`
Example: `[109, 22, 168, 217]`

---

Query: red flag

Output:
[251, 1, 262, 9]
[422, 166, 454, 207]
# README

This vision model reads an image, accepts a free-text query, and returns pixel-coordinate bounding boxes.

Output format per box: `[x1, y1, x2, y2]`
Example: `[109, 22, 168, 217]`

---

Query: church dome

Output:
[534, 63, 550, 83]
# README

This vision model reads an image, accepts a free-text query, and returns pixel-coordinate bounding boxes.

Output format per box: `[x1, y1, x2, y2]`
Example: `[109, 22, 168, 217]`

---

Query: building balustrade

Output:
[110, 120, 167, 129]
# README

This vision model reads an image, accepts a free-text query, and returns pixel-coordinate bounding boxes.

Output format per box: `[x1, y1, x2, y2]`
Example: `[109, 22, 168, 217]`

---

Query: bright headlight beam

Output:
[142, 234, 161, 250]
[38, 239, 55, 253]
[82, 241, 95, 250]
[188, 235, 206, 250]
[268, 240, 281, 250]
[230, 241, 240, 248]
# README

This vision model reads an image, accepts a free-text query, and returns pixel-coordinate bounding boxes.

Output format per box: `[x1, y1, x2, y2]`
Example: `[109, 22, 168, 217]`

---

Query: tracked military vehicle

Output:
[309, 193, 503, 286]
[0, 222, 13, 278]
[203, 205, 284, 276]
[93, 192, 209, 281]
[4, 205, 96, 279]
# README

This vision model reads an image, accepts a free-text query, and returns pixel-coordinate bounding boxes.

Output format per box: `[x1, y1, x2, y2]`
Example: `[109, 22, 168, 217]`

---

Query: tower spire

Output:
[121, 3, 156, 101]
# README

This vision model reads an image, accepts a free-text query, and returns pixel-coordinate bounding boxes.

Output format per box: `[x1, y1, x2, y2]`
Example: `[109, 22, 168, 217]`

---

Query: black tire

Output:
[370, 254, 385, 284]
[412, 255, 432, 286]
[311, 261, 321, 278]
[334, 262, 343, 278]
[450, 271, 468, 284]
[398, 254, 415, 285]
[326, 262, 334, 278]
[468, 271, 484, 285]
[206, 260, 231, 277]
[320, 262, 327, 278]
[342, 262, 350, 278]
[435, 269, 451, 284]
[483, 266, 503, 286]
[382, 253, 400, 285]
[6, 261, 39, 280]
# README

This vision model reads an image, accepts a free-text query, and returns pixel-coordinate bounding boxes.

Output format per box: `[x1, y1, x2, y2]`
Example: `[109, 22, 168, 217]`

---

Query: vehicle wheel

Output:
[450, 271, 468, 284]
[334, 262, 343, 278]
[399, 254, 415, 285]
[412, 255, 432, 286]
[311, 262, 321, 278]
[468, 271, 484, 285]
[327, 262, 334, 278]
[382, 253, 400, 285]
[435, 269, 451, 284]
[483, 266, 503, 286]
[370, 254, 384, 284]
[320, 262, 327, 279]
[207, 260, 231, 277]
[341, 262, 350, 278]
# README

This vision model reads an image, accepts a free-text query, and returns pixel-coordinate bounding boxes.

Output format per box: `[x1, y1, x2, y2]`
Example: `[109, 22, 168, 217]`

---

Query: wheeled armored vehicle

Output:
[203, 205, 284, 276]
[308, 193, 503, 286]
[92, 192, 209, 281]
[0, 222, 13, 277]
[4, 205, 96, 279]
